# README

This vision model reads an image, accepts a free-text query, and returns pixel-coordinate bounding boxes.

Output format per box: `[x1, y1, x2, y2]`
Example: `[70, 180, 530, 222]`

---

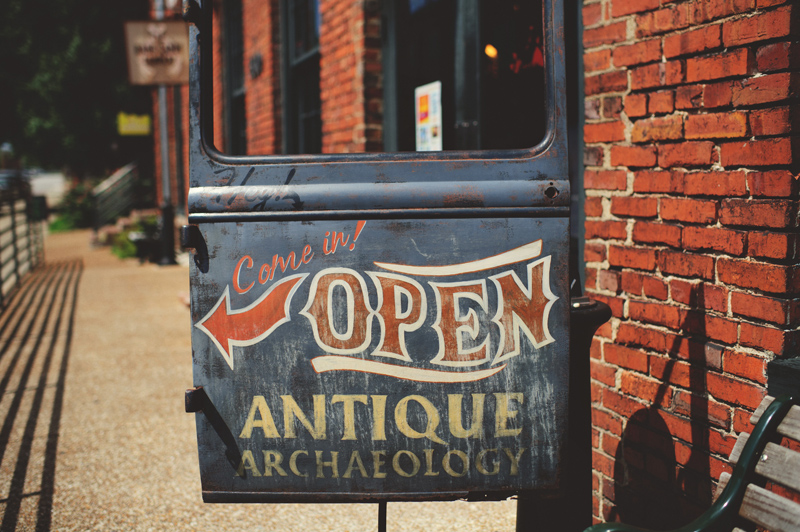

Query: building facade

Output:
[151, 0, 798, 526]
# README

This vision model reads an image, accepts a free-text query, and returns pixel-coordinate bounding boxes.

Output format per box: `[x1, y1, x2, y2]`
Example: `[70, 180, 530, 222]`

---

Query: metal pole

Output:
[157, 0, 177, 265]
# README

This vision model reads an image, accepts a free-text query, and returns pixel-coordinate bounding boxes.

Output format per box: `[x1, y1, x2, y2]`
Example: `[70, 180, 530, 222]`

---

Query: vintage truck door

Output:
[182, 0, 571, 504]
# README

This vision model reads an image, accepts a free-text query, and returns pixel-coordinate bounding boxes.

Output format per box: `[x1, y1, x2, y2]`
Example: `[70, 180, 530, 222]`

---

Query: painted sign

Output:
[415, 81, 443, 151]
[117, 112, 152, 136]
[190, 217, 569, 501]
[124, 21, 190, 85]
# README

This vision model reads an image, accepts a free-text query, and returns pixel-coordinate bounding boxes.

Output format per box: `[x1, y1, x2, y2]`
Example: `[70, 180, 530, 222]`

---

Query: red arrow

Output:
[195, 274, 307, 369]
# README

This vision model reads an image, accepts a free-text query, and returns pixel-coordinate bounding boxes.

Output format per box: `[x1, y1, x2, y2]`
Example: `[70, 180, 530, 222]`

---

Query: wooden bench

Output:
[585, 394, 800, 532]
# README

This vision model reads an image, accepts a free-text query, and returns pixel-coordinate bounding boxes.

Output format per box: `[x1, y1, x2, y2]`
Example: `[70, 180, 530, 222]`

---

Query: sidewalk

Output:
[0, 230, 517, 531]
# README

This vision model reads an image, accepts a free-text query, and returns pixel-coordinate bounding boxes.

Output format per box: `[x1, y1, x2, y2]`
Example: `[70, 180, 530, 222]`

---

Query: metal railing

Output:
[0, 172, 45, 307]
[92, 162, 138, 230]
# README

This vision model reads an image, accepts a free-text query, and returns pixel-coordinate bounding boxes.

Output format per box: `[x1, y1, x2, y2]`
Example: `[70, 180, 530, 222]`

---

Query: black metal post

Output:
[516, 297, 611, 532]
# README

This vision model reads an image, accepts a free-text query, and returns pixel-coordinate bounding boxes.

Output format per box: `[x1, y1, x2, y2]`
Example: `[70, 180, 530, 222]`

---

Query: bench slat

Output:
[776, 406, 800, 441]
[749, 397, 800, 441]
[713, 471, 730, 502]
[755, 442, 800, 493]
[728, 433, 749, 465]
[739, 484, 800, 532]
[751, 396, 774, 425]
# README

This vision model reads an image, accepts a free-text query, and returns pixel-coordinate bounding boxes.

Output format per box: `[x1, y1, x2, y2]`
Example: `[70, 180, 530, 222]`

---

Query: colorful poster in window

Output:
[415, 81, 442, 152]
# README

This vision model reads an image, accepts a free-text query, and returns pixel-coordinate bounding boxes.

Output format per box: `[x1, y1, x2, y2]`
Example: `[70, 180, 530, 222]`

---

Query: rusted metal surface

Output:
[189, 217, 569, 502]
[185, 0, 571, 504]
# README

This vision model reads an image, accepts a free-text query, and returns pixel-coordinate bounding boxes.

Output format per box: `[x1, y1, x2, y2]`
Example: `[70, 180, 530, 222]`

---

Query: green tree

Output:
[0, 0, 152, 177]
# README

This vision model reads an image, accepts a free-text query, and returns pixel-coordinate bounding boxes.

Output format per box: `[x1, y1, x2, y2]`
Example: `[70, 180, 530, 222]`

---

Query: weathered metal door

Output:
[183, 0, 570, 503]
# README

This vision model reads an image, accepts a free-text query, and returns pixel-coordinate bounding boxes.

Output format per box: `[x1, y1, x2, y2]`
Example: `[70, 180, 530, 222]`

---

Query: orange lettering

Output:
[429, 281, 489, 366]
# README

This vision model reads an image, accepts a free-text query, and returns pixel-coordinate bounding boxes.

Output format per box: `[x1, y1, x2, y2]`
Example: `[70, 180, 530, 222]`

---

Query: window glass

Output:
[212, 0, 545, 155]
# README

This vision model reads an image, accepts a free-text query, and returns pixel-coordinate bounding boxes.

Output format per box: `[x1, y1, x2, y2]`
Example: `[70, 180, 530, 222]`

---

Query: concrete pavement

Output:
[0, 230, 517, 531]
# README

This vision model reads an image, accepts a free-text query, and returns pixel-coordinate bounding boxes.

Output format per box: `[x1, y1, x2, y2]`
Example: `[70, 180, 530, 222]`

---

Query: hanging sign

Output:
[124, 21, 190, 85]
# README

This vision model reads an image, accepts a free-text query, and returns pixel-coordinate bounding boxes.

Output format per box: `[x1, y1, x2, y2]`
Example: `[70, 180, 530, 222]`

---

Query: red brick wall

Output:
[243, 0, 282, 155]
[583, 0, 799, 525]
[319, 0, 383, 153]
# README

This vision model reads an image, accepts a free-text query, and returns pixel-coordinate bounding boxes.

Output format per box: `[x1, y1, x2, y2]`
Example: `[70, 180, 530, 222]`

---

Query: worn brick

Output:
[583, 2, 604, 27]
[586, 99, 602, 121]
[686, 48, 754, 83]
[719, 199, 797, 229]
[731, 73, 794, 106]
[614, 40, 662, 68]
[691, 0, 756, 24]
[719, 138, 792, 166]
[683, 311, 739, 344]
[603, 389, 641, 419]
[748, 232, 799, 260]
[658, 250, 715, 280]
[620, 271, 668, 300]
[707, 373, 765, 410]
[683, 226, 746, 255]
[670, 280, 728, 313]
[585, 169, 628, 190]
[592, 359, 618, 387]
[605, 344, 649, 373]
[673, 392, 732, 430]
[731, 292, 792, 326]
[684, 171, 747, 197]
[632, 115, 684, 142]
[585, 49, 612, 73]
[611, 0, 660, 17]
[664, 25, 722, 58]
[586, 70, 630, 95]
[629, 301, 683, 329]
[586, 121, 627, 143]
[636, 4, 692, 36]
[747, 170, 799, 198]
[593, 409, 624, 436]
[611, 145, 658, 167]
[723, 351, 767, 384]
[585, 243, 607, 263]
[648, 91, 675, 114]
[757, 41, 799, 72]
[649, 356, 692, 388]
[624, 93, 648, 117]
[598, 269, 621, 293]
[609, 245, 658, 270]
[603, 96, 624, 119]
[633, 221, 682, 247]
[586, 220, 629, 240]
[633, 170, 685, 193]
[704, 81, 734, 108]
[722, 5, 793, 47]
[621, 371, 666, 403]
[617, 323, 669, 352]
[717, 258, 797, 294]
[665, 59, 685, 85]
[740, 323, 798, 356]
[661, 197, 717, 224]
[676, 85, 704, 109]
[658, 142, 715, 167]
[749, 107, 790, 136]
[584, 145, 605, 167]
[584, 21, 628, 48]
[630, 63, 665, 90]
[585, 197, 604, 217]
[611, 197, 660, 218]
[684, 112, 748, 140]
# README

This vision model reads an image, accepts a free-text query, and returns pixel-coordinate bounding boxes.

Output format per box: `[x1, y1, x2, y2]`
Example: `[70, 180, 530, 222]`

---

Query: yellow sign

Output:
[117, 112, 152, 136]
